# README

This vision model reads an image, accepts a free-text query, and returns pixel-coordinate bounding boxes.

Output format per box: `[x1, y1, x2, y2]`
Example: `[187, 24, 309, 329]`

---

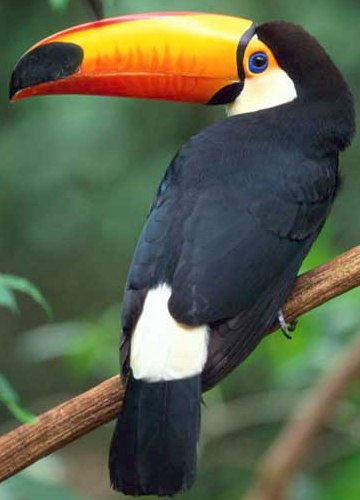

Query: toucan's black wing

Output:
[166, 176, 332, 391]
[165, 117, 338, 390]
[168, 148, 337, 322]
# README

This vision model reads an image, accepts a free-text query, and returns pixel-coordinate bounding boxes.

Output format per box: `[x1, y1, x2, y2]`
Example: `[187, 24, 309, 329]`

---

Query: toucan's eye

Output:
[248, 52, 269, 74]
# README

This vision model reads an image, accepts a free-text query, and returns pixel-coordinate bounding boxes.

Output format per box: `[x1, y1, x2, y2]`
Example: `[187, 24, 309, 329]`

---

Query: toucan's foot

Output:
[278, 310, 297, 340]
[287, 319, 298, 333]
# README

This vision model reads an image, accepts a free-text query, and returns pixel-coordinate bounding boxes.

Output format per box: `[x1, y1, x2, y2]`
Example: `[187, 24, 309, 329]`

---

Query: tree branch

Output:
[243, 326, 360, 500]
[1, 245, 360, 483]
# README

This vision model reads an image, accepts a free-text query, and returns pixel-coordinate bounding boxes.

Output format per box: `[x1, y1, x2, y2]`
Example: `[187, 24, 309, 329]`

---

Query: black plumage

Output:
[109, 375, 201, 496]
[120, 100, 352, 390]
[112, 21, 355, 496]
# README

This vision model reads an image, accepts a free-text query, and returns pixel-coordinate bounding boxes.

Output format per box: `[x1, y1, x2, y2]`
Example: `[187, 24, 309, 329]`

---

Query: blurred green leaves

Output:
[0, 274, 49, 423]
[0, 274, 51, 318]
[48, 0, 105, 18]
[20, 306, 119, 379]
[48, 0, 70, 11]
[0, 374, 36, 424]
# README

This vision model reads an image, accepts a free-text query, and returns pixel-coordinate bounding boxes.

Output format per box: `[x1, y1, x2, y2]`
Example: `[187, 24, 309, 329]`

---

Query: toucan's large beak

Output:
[10, 12, 255, 105]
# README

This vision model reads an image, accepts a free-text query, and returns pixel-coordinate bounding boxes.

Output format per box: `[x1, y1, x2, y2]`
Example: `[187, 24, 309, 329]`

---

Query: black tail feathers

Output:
[109, 374, 201, 497]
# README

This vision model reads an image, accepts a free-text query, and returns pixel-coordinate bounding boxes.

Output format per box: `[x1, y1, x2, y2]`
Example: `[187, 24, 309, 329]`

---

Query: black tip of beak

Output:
[9, 42, 84, 100]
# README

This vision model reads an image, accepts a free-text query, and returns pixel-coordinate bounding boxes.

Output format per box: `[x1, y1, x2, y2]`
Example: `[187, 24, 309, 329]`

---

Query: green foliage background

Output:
[0, 0, 359, 498]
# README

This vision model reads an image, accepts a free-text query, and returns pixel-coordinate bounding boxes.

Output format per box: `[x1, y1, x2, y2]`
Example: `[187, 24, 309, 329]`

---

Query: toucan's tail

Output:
[109, 374, 201, 497]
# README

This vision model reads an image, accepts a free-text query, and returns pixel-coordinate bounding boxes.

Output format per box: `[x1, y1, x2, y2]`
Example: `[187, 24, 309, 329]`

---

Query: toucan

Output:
[10, 11, 355, 497]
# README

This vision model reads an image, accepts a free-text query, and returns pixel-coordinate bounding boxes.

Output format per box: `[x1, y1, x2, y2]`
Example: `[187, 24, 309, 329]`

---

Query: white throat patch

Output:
[227, 67, 297, 117]
[130, 284, 209, 382]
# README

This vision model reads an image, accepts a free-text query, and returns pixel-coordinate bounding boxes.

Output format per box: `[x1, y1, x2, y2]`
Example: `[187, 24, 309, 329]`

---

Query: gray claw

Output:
[278, 310, 293, 340]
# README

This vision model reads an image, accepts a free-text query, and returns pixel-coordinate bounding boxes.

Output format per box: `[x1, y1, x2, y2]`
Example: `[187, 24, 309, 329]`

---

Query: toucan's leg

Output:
[278, 309, 297, 340]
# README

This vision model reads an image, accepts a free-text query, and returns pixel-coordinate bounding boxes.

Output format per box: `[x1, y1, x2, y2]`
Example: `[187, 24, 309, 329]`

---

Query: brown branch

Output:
[243, 327, 360, 500]
[1, 245, 360, 483]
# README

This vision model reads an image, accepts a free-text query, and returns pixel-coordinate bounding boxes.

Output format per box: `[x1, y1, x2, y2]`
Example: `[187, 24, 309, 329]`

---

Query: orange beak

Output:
[10, 12, 255, 105]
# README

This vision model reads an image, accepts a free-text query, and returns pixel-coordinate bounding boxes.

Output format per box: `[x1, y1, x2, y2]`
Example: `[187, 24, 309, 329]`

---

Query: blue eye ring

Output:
[248, 52, 269, 74]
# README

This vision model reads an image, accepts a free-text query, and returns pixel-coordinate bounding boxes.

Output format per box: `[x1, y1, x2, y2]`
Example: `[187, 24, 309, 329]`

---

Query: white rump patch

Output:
[130, 284, 208, 382]
[227, 68, 297, 117]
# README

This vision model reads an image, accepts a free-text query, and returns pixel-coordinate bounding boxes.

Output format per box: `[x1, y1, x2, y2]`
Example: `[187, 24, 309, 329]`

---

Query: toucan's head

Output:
[9, 12, 354, 121]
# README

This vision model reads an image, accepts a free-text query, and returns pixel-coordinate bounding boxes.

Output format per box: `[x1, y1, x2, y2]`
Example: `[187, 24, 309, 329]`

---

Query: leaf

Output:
[0, 287, 19, 314]
[0, 373, 18, 403]
[48, 0, 69, 10]
[6, 401, 37, 425]
[0, 374, 37, 424]
[0, 274, 52, 318]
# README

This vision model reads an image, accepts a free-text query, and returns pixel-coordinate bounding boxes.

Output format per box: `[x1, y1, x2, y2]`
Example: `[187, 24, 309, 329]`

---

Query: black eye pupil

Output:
[253, 56, 266, 67]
